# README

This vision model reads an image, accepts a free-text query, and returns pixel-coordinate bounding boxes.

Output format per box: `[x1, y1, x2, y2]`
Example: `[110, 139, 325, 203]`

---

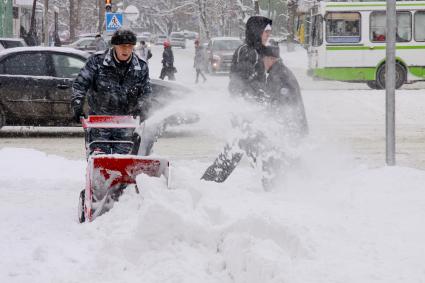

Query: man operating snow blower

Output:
[71, 29, 152, 155]
[71, 29, 167, 223]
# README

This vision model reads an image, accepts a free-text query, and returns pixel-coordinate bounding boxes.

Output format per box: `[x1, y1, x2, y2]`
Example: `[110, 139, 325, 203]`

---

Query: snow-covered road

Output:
[1, 43, 425, 283]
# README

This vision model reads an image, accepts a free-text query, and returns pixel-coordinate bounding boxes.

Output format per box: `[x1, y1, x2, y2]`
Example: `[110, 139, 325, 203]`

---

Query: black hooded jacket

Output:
[229, 16, 272, 99]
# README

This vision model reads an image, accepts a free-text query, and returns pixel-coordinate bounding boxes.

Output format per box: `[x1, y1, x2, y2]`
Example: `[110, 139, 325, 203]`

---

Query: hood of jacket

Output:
[245, 16, 272, 50]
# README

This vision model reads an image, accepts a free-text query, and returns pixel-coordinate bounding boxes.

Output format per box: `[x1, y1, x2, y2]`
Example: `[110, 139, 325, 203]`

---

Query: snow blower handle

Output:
[81, 116, 141, 129]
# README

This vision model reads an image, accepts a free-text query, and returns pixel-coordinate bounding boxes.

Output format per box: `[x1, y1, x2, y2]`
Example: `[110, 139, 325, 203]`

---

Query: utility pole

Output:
[386, 0, 397, 165]
[43, 0, 49, 46]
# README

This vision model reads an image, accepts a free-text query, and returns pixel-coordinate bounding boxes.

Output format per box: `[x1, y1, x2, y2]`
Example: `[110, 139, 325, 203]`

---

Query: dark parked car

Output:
[206, 37, 242, 73]
[0, 47, 190, 129]
[0, 38, 27, 49]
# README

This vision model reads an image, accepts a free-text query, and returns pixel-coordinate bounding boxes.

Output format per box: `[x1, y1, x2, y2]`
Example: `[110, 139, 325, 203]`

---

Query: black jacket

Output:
[162, 47, 174, 67]
[266, 59, 309, 136]
[71, 48, 152, 116]
[229, 16, 272, 99]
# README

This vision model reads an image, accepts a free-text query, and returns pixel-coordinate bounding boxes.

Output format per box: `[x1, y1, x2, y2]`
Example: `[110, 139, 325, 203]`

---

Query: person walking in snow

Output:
[137, 40, 152, 62]
[194, 39, 207, 83]
[71, 29, 152, 155]
[228, 15, 272, 101]
[159, 40, 176, 80]
[95, 34, 107, 52]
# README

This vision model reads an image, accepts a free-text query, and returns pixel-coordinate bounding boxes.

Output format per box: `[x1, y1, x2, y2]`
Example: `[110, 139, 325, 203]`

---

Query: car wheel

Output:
[0, 105, 5, 129]
[366, 81, 382, 90]
[377, 62, 407, 89]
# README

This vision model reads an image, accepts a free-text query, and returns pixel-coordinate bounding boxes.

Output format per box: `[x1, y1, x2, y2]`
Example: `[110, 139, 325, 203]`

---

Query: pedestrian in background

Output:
[95, 34, 107, 52]
[194, 39, 207, 83]
[137, 40, 152, 62]
[159, 40, 176, 80]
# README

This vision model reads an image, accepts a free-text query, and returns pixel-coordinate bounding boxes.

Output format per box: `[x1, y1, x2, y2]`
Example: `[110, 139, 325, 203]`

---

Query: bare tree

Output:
[27, 0, 39, 45]
[69, 0, 75, 40]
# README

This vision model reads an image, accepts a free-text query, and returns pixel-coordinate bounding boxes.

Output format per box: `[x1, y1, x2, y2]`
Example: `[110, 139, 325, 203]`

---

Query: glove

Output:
[132, 109, 147, 122]
[72, 100, 84, 123]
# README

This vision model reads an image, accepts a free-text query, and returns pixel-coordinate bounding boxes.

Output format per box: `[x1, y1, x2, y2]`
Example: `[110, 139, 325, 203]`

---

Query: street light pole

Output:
[386, 0, 396, 166]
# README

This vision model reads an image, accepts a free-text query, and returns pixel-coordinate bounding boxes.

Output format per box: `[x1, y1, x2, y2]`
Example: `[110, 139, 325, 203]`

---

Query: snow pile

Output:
[3, 142, 425, 282]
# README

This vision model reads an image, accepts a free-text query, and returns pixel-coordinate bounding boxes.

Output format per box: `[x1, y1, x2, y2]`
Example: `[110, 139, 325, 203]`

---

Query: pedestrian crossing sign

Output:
[106, 13, 123, 32]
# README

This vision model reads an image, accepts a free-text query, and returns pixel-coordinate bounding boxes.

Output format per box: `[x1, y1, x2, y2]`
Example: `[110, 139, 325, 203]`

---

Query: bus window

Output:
[397, 12, 412, 42]
[414, 11, 425, 41]
[325, 12, 361, 43]
[370, 12, 386, 42]
[371, 11, 412, 42]
[311, 15, 323, 46]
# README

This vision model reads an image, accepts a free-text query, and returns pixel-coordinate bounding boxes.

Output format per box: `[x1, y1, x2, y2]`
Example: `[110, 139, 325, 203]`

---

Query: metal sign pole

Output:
[386, 0, 396, 166]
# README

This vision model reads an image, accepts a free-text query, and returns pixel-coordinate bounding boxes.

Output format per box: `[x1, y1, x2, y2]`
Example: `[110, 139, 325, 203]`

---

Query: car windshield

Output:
[212, 40, 241, 51]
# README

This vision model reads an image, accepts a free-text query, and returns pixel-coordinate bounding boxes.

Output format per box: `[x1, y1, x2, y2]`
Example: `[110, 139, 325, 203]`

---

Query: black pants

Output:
[160, 66, 175, 80]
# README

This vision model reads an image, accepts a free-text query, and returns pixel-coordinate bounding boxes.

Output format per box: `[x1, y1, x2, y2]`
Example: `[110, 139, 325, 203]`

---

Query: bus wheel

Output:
[366, 81, 381, 90]
[377, 63, 407, 89]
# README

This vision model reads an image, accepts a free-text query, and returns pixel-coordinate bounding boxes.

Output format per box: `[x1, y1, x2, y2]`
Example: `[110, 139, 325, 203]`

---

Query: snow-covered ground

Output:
[1, 42, 425, 283]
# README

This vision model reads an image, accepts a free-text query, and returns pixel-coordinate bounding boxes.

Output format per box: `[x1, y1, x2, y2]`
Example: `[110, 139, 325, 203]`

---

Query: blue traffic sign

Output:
[106, 13, 123, 32]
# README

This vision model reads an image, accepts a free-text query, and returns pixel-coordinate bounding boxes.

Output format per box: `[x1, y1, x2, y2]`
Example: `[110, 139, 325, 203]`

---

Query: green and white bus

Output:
[308, 0, 425, 89]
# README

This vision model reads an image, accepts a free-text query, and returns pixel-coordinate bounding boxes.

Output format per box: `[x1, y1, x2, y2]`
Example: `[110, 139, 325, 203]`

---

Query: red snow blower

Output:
[78, 115, 169, 223]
